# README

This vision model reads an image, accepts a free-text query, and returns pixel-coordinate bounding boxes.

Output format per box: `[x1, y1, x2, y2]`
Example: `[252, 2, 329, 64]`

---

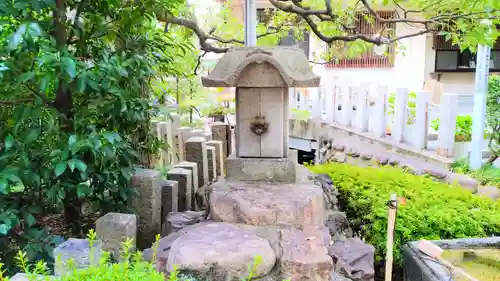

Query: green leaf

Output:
[0, 178, 8, 194]
[25, 128, 40, 144]
[4, 135, 14, 151]
[103, 132, 115, 143]
[68, 135, 77, 146]
[19, 71, 35, 82]
[62, 57, 77, 79]
[23, 213, 37, 227]
[54, 162, 67, 177]
[77, 183, 91, 199]
[68, 159, 86, 172]
[0, 224, 9, 235]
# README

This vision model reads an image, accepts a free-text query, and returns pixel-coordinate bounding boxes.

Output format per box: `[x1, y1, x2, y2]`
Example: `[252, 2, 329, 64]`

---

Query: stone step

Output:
[209, 181, 326, 228]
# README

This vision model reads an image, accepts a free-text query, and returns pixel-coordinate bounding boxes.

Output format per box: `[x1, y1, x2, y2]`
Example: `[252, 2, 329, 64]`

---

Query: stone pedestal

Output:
[226, 155, 296, 182]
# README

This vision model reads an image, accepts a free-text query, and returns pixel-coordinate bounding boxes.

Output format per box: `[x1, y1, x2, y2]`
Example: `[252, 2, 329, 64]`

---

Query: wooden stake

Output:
[384, 193, 397, 281]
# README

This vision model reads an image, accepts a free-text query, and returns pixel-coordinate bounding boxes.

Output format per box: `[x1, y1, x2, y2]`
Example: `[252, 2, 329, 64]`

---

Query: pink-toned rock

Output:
[166, 223, 276, 280]
[280, 226, 333, 281]
[446, 174, 479, 193]
[210, 182, 326, 228]
[328, 238, 375, 281]
[477, 186, 500, 201]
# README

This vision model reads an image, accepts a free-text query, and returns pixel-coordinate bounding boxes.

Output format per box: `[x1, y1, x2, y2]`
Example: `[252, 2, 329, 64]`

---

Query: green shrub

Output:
[309, 163, 500, 264]
[486, 75, 500, 164]
[431, 115, 474, 141]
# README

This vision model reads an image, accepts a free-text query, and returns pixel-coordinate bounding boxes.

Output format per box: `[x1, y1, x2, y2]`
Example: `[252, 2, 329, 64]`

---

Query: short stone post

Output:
[54, 239, 102, 276]
[96, 213, 137, 261]
[185, 137, 209, 187]
[130, 169, 162, 249]
[324, 86, 335, 124]
[207, 140, 224, 177]
[374, 85, 388, 138]
[340, 85, 353, 127]
[355, 85, 369, 132]
[174, 161, 199, 210]
[176, 127, 194, 162]
[392, 88, 409, 143]
[437, 93, 458, 158]
[167, 168, 192, 212]
[413, 91, 431, 149]
[211, 122, 231, 157]
[160, 180, 178, 235]
[206, 145, 216, 183]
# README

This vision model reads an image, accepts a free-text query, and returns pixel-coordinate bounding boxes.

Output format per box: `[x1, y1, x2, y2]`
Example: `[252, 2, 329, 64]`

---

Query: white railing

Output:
[289, 84, 462, 158]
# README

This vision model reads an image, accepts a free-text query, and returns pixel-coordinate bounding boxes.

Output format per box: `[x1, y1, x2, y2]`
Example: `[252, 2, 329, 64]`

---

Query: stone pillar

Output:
[176, 127, 194, 162]
[202, 132, 212, 142]
[211, 122, 231, 157]
[167, 168, 192, 212]
[160, 180, 178, 235]
[206, 146, 216, 183]
[96, 213, 137, 260]
[185, 137, 209, 187]
[207, 140, 224, 177]
[174, 161, 199, 210]
[130, 169, 162, 249]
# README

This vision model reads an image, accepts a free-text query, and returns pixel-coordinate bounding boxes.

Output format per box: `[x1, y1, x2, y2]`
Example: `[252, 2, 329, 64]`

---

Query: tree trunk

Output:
[53, 0, 82, 234]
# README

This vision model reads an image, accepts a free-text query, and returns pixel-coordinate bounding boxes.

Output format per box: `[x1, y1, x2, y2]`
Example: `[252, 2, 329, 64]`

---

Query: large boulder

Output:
[166, 223, 276, 280]
[328, 238, 375, 281]
[210, 181, 326, 228]
[280, 226, 333, 281]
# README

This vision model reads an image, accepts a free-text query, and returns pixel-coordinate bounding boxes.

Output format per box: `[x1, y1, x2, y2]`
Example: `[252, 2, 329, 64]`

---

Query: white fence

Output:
[289, 84, 464, 159]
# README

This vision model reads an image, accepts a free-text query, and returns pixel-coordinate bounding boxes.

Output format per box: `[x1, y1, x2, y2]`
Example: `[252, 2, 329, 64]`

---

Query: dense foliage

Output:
[486, 75, 500, 164]
[0, 0, 192, 272]
[310, 163, 500, 264]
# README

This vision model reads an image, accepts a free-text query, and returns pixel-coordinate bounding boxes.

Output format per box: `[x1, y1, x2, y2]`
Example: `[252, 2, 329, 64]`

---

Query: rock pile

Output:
[143, 175, 375, 281]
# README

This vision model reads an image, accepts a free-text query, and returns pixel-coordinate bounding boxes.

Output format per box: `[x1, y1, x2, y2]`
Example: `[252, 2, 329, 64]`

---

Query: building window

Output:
[434, 35, 500, 72]
[325, 11, 396, 68]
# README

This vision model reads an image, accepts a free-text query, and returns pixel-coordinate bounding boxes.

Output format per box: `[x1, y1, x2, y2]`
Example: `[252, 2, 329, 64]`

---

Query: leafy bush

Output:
[309, 163, 500, 264]
[0, 0, 189, 272]
[431, 115, 474, 141]
[486, 75, 500, 164]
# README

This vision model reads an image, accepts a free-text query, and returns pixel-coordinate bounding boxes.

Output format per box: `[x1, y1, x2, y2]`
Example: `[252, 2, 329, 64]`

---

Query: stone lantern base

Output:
[225, 155, 296, 183]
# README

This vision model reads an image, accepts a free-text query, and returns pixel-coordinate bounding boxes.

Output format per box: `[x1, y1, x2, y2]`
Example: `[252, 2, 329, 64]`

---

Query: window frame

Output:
[325, 10, 397, 69]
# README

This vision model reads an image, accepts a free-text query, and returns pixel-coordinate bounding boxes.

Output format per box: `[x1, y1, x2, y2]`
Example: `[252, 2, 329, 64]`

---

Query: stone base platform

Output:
[144, 222, 334, 281]
[226, 155, 296, 183]
[209, 180, 326, 229]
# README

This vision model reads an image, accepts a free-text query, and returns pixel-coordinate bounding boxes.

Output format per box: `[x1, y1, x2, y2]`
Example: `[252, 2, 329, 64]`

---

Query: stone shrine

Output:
[202, 47, 320, 182]
[142, 47, 375, 281]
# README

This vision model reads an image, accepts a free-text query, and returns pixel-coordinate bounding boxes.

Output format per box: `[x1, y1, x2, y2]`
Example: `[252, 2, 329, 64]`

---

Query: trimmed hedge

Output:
[310, 163, 500, 264]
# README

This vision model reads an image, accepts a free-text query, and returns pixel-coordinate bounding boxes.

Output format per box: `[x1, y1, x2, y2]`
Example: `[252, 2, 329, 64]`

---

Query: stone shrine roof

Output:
[202, 47, 320, 88]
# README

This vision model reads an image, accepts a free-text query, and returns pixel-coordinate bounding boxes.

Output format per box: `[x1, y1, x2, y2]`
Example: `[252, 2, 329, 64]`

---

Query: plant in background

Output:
[0, 0, 190, 273]
[431, 115, 474, 141]
[486, 75, 500, 165]
[452, 159, 500, 187]
[309, 163, 500, 265]
[388, 92, 416, 125]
